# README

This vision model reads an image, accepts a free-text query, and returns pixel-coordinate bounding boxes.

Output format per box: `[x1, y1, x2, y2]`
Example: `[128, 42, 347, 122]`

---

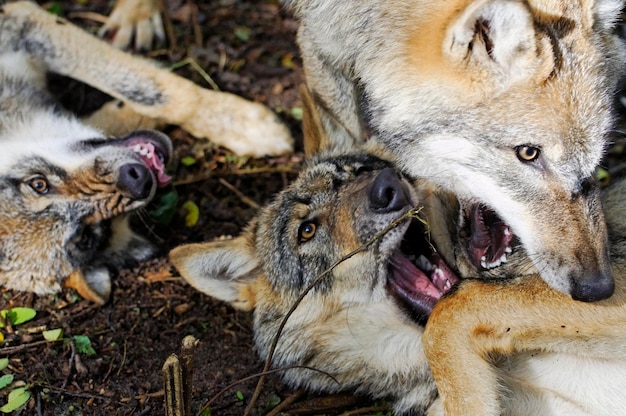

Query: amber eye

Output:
[28, 176, 49, 194]
[298, 222, 317, 243]
[515, 145, 540, 162]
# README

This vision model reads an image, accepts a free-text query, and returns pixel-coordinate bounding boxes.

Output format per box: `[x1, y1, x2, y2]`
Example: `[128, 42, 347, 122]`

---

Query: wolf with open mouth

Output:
[282, 0, 626, 302]
[0, 1, 292, 304]
[171, 87, 626, 414]
[169, 89, 465, 413]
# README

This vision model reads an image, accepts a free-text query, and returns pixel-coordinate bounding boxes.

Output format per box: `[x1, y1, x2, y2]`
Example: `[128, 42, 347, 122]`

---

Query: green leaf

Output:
[290, 107, 303, 121]
[0, 359, 8, 372]
[149, 189, 179, 226]
[236, 391, 244, 401]
[234, 27, 251, 42]
[180, 156, 197, 166]
[43, 328, 64, 342]
[72, 335, 96, 356]
[0, 307, 36, 326]
[0, 387, 30, 413]
[182, 201, 200, 227]
[0, 375, 13, 390]
[46, 2, 63, 16]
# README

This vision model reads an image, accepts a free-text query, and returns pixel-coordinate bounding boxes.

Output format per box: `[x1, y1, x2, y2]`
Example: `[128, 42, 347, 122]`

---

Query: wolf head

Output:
[0, 107, 172, 304]
[347, 0, 624, 301]
[170, 88, 465, 413]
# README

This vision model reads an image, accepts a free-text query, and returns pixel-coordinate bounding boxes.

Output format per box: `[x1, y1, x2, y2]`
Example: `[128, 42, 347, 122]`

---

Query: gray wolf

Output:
[0, 1, 292, 304]
[170, 88, 626, 415]
[282, 0, 626, 302]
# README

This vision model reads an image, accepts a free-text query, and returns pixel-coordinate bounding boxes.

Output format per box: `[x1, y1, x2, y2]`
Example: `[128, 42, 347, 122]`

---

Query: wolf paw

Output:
[99, 0, 165, 51]
[184, 92, 294, 157]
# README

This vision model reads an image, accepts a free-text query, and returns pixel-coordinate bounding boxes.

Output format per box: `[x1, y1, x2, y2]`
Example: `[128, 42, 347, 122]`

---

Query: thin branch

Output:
[195, 366, 337, 416]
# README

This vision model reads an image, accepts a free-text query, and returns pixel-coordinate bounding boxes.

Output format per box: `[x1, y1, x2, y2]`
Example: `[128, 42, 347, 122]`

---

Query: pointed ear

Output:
[591, 0, 623, 31]
[300, 84, 334, 157]
[445, 0, 545, 84]
[169, 234, 260, 311]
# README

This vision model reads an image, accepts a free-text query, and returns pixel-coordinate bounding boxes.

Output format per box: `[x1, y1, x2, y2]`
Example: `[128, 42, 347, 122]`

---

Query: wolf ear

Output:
[591, 0, 623, 31]
[169, 234, 260, 311]
[445, 0, 543, 84]
[300, 84, 334, 157]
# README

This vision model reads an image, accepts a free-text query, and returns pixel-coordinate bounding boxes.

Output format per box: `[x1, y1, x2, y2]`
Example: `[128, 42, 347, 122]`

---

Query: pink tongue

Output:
[392, 254, 441, 299]
[140, 143, 171, 187]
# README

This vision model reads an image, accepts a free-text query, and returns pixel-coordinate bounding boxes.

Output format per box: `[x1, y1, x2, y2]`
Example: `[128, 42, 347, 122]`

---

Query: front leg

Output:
[0, 2, 293, 157]
[423, 276, 626, 415]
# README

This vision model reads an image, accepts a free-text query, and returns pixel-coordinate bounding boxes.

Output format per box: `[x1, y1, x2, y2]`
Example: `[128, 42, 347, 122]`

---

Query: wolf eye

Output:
[515, 145, 540, 162]
[298, 222, 317, 243]
[27, 176, 49, 194]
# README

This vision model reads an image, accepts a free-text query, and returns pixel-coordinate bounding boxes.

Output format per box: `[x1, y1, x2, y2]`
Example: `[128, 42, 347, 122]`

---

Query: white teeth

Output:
[133, 144, 142, 152]
[504, 228, 511, 236]
[444, 280, 451, 291]
[481, 253, 508, 270]
[505, 247, 512, 254]
[146, 150, 153, 158]
[139, 148, 148, 156]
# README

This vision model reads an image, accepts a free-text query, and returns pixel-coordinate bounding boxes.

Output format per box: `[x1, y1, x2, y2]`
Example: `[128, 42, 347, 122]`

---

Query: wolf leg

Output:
[423, 276, 626, 415]
[0, 1, 292, 157]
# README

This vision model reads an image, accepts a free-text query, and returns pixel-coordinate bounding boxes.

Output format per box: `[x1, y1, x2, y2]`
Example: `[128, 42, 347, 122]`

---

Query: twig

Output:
[160, 0, 177, 52]
[341, 405, 391, 416]
[67, 11, 108, 24]
[218, 178, 261, 210]
[0, 339, 57, 355]
[173, 166, 300, 187]
[45, 385, 112, 401]
[189, 0, 203, 48]
[170, 57, 220, 91]
[195, 366, 337, 416]
[265, 389, 306, 416]
[243, 207, 423, 416]
[61, 340, 76, 389]
[116, 339, 128, 376]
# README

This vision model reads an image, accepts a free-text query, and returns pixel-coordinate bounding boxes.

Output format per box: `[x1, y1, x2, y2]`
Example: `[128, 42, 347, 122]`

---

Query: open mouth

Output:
[122, 132, 172, 188]
[387, 220, 460, 324]
[466, 204, 514, 270]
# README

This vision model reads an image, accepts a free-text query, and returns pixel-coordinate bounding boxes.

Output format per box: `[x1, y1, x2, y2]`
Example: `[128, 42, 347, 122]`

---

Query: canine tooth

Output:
[139, 148, 148, 156]
[504, 228, 511, 236]
[133, 144, 142, 152]
[500, 254, 508, 263]
[481, 256, 486, 261]
[481, 260, 487, 268]
[505, 247, 512, 254]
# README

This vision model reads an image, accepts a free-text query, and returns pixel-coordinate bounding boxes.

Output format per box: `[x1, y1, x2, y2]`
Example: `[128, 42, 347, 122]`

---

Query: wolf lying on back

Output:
[0, 2, 292, 304]
[171, 89, 626, 415]
[282, 0, 626, 302]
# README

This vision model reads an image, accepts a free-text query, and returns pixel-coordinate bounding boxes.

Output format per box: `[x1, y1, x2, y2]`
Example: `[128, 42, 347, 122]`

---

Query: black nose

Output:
[118, 163, 154, 199]
[368, 168, 411, 213]
[571, 270, 615, 302]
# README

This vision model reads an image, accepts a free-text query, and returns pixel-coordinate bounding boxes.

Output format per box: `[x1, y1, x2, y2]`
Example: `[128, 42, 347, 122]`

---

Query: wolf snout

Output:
[571, 269, 615, 302]
[368, 168, 411, 213]
[118, 162, 154, 199]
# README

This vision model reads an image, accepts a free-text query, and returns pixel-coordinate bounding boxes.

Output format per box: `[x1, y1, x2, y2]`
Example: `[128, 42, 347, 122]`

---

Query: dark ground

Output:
[2, 2, 626, 416]
[0, 1, 378, 415]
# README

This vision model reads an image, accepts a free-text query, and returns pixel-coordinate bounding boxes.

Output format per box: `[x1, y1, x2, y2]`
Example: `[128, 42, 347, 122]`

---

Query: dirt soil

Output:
[0, 1, 380, 415]
[2, 2, 626, 416]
